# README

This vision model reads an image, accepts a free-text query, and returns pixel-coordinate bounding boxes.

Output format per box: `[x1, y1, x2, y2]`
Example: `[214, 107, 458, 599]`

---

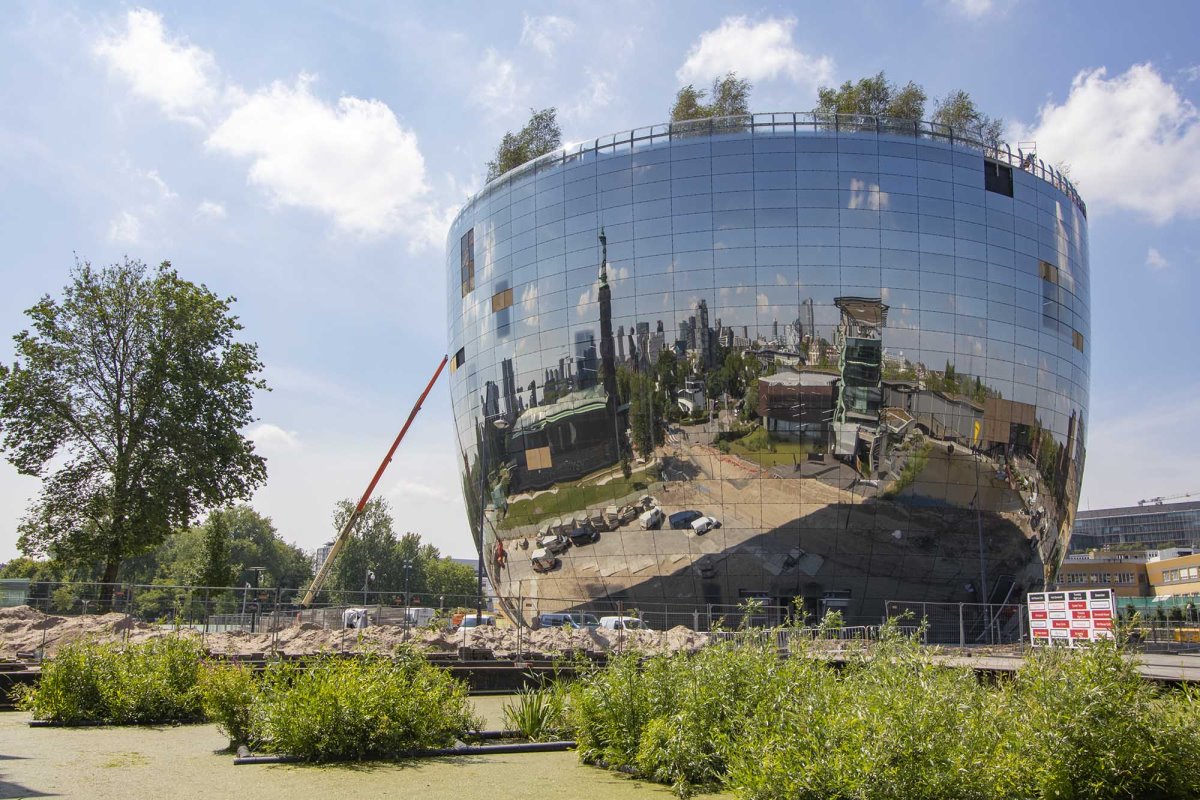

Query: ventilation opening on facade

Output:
[1072, 330, 1085, 352]
[491, 287, 513, 312]
[460, 228, 475, 297]
[1040, 260, 1059, 284]
[984, 159, 1014, 197]
[450, 347, 466, 372]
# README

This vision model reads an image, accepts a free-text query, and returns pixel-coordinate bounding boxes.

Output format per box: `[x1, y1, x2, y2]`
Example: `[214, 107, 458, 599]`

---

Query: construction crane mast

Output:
[299, 355, 448, 608]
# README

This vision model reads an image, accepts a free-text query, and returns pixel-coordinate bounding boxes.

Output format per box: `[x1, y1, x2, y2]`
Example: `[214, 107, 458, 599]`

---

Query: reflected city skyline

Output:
[447, 119, 1089, 623]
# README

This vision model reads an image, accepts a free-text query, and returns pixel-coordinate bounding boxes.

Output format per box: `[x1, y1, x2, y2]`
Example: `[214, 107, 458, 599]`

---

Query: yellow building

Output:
[1146, 551, 1200, 599]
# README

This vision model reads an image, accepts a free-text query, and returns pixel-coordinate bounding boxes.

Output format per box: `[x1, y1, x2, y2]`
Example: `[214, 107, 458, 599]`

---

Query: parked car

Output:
[567, 526, 600, 546]
[537, 532, 570, 554]
[598, 615, 649, 631]
[690, 515, 720, 535]
[458, 613, 496, 628]
[639, 507, 664, 530]
[530, 547, 560, 573]
[535, 612, 600, 629]
[669, 510, 703, 529]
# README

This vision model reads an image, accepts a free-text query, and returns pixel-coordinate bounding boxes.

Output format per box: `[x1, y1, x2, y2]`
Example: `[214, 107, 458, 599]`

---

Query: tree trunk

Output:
[98, 557, 120, 612]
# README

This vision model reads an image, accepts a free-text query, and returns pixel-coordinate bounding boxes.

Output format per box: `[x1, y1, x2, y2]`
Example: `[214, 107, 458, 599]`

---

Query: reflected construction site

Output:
[446, 114, 1090, 624]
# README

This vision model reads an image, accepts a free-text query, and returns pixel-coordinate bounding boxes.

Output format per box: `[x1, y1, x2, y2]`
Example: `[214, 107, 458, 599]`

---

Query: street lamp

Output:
[362, 566, 375, 606]
[476, 412, 509, 626]
[401, 559, 413, 632]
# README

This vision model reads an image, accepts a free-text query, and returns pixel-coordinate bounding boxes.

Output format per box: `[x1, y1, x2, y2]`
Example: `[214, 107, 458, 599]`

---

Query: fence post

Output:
[958, 603, 965, 648]
[693, 609, 699, 631]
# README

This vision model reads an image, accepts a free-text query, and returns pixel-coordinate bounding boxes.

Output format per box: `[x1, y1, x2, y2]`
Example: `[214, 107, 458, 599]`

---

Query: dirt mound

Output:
[0, 606, 712, 660]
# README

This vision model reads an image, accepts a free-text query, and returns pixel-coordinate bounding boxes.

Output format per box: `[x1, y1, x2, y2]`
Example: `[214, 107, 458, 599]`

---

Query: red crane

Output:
[299, 355, 448, 607]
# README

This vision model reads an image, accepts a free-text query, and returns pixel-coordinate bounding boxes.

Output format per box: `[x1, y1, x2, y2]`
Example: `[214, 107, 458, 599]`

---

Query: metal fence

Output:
[885, 601, 1027, 647]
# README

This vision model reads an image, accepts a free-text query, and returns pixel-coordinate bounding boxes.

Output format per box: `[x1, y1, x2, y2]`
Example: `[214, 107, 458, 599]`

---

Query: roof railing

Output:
[475, 111, 1085, 217]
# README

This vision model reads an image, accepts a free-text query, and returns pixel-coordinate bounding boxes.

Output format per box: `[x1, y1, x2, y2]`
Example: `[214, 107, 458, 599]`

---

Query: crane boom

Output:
[299, 354, 449, 608]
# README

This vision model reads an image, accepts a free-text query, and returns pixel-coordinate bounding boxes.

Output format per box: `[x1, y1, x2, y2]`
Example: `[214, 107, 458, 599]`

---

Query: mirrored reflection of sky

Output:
[1, 1, 1198, 560]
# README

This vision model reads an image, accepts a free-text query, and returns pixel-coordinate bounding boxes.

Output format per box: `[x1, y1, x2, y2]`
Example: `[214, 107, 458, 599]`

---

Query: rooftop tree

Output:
[671, 72, 752, 122]
[0, 258, 267, 607]
[486, 107, 562, 182]
[816, 71, 928, 119]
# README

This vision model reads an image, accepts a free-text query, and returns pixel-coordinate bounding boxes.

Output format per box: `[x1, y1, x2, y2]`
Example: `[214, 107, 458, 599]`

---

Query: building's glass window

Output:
[984, 160, 1013, 197]
[491, 288, 513, 312]
[460, 228, 475, 297]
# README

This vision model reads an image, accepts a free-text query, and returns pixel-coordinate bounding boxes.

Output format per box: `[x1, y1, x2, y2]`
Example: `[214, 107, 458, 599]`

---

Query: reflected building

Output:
[447, 113, 1090, 623]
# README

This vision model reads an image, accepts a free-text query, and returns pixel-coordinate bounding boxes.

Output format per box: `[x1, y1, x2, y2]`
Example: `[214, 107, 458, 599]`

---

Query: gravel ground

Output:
[0, 697, 726, 800]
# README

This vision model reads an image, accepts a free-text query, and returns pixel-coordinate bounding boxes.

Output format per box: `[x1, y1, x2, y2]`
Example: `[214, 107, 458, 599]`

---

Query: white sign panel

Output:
[1028, 588, 1114, 646]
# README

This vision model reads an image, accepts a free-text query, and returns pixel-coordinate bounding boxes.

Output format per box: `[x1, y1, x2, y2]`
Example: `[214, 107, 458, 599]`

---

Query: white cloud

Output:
[677, 17, 833, 89]
[475, 49, 520, 117]
[195, 200, 226, 219]
[520, 14, 575, 58]
[206, 75, 433, 240]
[388, 478, 450, 502]
[140, 168, 177, 199]
[1010, 64, 1200, 223]
[107, 210, 141, 243]
[1080, 388, 1200, 510]
[248, 422, 301, 451]
[946, 0, 994, 18]
[93, 8, 219, 123]
[1145, 247, 1169, 270]
[563, 69, 614, 123]
[92, 9, 448, 247]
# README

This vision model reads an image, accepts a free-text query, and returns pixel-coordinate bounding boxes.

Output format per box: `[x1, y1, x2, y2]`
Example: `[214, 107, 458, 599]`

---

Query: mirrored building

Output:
[446, 114, 1089, 623]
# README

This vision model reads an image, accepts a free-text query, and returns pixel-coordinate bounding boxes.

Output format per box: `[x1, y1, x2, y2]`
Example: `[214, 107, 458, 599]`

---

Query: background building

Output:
[1071, 500, 1200, 552]
[446, 113, 1090, 623]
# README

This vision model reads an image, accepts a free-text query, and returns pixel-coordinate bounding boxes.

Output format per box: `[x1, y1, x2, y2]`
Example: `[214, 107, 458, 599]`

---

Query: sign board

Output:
[1027, 589, 1115, 646]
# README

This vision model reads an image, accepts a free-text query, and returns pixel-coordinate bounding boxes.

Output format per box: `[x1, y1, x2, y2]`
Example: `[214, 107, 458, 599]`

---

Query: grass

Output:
[726, 429, 819, 468]
[882, 440, 932, 498]
[500, 474, 651, 529]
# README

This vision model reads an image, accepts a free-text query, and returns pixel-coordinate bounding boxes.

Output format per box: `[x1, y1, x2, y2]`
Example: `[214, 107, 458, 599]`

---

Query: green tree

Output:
[195, 510, 233, 588]
[933, 89, 1003, 145]
[486, 108, 562, 181]
[0, 259, 267, 607]
[816, 72, 927, 120]
[670, 72, 751, 121]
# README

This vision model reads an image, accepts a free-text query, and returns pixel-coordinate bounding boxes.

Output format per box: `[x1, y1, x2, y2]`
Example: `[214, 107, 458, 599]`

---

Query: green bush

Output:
[575, 624, 1200, 800]
[251, 650, 480, 761]
[198, 660, 258, 748]
[502, 682, 572, 742]
[16, 636, 204, 725]
[573, 643, 779, 796]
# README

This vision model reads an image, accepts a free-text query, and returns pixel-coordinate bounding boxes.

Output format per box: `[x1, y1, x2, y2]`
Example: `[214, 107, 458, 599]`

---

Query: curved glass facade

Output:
[447, 115, 1089, 623]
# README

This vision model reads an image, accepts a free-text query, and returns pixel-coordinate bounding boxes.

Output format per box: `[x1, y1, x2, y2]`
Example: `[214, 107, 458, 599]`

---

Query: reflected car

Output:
[537, 533, 570, 555]
[530, 548, 559, 573]
[669, 510, 703, 530]
[567, 526, 599, 546]
[639, 507, 664, 530]
[691, 516, 720, 535]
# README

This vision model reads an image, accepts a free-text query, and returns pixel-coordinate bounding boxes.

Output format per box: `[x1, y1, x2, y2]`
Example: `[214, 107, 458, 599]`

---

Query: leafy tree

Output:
[326, 498, 479, 603]
[486, 108, 562, 182]
[670, 72, 751, 121]
[195, 510, 233, 588]
[816, 72, 927, 119]
[933, 89, 1003, 145]
[0, 259, 266, 607]
[627, 372, 662, 457]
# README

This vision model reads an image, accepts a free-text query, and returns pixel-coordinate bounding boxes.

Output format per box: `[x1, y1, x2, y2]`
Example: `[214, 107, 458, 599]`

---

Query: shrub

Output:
[502, 681, 572, 741]
[573, 643, 779, 797]
[16, 636, 204, 725]
[198, 660, 259, 748]
[251, 650, 480, 761]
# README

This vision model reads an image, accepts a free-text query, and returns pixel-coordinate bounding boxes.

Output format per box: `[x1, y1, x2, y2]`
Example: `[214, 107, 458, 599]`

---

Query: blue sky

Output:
[2, 0, 1199, 561]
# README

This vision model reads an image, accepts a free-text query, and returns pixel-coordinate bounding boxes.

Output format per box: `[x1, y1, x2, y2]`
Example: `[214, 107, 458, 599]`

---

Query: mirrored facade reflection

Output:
[447, 115, 1089, 622]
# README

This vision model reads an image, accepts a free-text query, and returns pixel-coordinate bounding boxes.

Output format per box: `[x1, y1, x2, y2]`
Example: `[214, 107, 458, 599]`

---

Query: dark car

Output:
[567, 526, 599, 546]
[669, 510, 703, 530]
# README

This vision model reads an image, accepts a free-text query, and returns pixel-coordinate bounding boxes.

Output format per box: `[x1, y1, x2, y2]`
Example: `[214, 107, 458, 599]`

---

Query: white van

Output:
[638, 507, 664, 530]
[598, 615, 648, 631]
